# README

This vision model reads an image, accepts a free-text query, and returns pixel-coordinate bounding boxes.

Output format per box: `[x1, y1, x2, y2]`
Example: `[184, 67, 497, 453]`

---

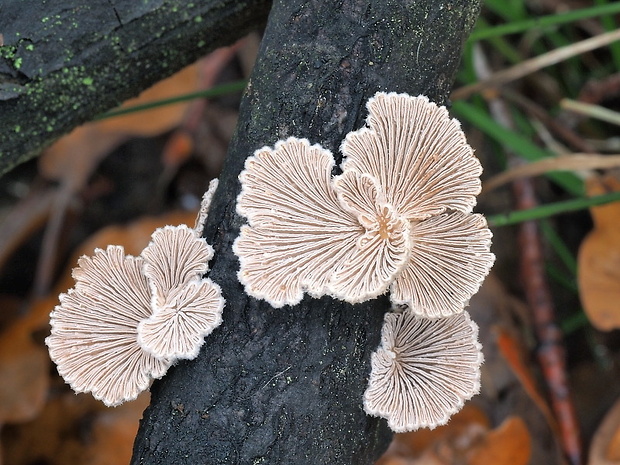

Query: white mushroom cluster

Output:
[46, 180, 224, 407]
[234, 92, 493, 432]
[234, 92, 494, 317]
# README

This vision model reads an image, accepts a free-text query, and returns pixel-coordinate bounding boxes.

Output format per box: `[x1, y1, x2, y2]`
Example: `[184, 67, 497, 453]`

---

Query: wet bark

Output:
[0, 0, 271, 176]
[131, 0, 481, 464]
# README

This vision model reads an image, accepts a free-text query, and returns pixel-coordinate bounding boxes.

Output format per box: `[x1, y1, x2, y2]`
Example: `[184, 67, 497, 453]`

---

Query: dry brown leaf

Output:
[578, 174, 620, 331]
[495, 326, 559, 434]
[3, 390, 149, 465]
[376, 404, 490, 465]
[0, 296, 54, 426]
[589, 397, 620, 465]
[468, 416, 532, 465]
[38, 61, 200, 191]
[80, 395, 150, 465]
[376, 410, 531, 465]
[39, 45, 238, 190]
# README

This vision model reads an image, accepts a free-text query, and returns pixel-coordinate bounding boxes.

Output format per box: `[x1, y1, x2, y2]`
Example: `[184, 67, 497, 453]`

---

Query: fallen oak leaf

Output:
[590, 396, 620, 465]
[578, 174, 620, 331]
[376, 404, 490, 464]
[467, 416, 532, 465]
[0, 297, 51, 425]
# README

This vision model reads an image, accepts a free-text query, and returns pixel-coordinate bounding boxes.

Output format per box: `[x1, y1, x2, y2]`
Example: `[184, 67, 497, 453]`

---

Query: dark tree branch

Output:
[0, 0, 271, 176]
[131, 0, 481, 464]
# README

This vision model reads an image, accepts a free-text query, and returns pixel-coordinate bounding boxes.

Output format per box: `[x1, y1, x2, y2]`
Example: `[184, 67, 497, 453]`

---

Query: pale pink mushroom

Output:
[138, 224, 224, 360]
[137, 278, 224, 360]
[233, 93, 494, 314]
[341, 92, 494, 316]
[331, 170, 411, 301]
[46, 246, 171, 407]
[194, 178, 219, 237]
[47, 207, 226, 405]
[234, 137, 410, 307]
[363, 310, 483, 432]
[340, 92, 482, 219]
[391, 212, 494, 317]
[141, 224, 213, 310]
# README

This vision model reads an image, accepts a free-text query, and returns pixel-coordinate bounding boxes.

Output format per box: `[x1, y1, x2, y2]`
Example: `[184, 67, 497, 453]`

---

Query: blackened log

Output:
[131, 0, 481, 464]
[0, 0, 271, 176]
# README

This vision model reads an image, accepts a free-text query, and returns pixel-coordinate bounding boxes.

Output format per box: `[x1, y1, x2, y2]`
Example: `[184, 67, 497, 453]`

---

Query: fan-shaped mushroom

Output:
[47, 187, 225, 405]
[46, 246, 171, 407]
[234, 92, 494, 314]
[363, 310, 483, 432]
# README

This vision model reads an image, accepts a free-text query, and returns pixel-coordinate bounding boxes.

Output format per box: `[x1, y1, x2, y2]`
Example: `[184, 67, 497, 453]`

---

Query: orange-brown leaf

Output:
[0, 296, 54, 424]
[376, 404, 490, 464]
[578, 174, 620, 331]
[496, 326, 559, 433]
[468, 416, 532, 465]
[589, 397, 620, 465]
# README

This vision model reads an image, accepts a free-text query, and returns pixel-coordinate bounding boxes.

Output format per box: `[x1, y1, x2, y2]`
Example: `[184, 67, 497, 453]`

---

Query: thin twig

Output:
[483, 153, 620, 193]
[561, 99, 620, 127]
[471, 42, 583, 465]
[513, 176, 582, 465]
[487, 191, 620, 227]
[452, 29, 620, 100]
[501, 89, 595, 153]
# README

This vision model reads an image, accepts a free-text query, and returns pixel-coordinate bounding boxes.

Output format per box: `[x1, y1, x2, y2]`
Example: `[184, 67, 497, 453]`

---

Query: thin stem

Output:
[561, 99, 620, 127]
[488, 191, 620, 227]
[469, 3, 620, 41]
[453, 29, 620, 100]
[95, 80, 247, 120]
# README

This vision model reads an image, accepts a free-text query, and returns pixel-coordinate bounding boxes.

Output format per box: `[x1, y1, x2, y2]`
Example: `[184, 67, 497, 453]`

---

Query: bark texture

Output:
[0, 0, 271, 176]
[131, 0, 481, 464]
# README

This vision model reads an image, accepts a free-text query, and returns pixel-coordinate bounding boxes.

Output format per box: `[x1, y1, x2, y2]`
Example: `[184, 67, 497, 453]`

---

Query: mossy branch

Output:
[0, 0, 271, 176]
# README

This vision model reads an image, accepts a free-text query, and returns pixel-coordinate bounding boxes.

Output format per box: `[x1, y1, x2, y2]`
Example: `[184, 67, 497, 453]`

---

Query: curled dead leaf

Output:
[468, 416, 531, 465]
[376, 410, 531, 465]
[589, 397, 620, 465]
[578, 174, 620, 331]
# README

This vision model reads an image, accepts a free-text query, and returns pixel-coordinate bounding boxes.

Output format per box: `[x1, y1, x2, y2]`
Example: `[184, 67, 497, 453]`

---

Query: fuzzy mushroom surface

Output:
[363, 310, 483, 432]
[234, 92, 494, 314]
[47, 193, 225, 406]
[195, 178, 219, 237]
[341, 93, 495, 317]
[46, 246, 171, 407]
[234, 138, 413, 307]
[138, 225, 224, 360]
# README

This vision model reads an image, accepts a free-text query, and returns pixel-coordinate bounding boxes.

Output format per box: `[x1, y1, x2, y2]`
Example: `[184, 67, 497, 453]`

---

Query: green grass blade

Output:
[561, 310, 589, 335]
[540, 219, 578, 274]
[95, 80, 247, 120]
[546, 263, 579, 293]
[470, 3, 620, 41]
[452, 100, 583, 195]
[596, 0, 620, 69]
[487, 191, 620, 227]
